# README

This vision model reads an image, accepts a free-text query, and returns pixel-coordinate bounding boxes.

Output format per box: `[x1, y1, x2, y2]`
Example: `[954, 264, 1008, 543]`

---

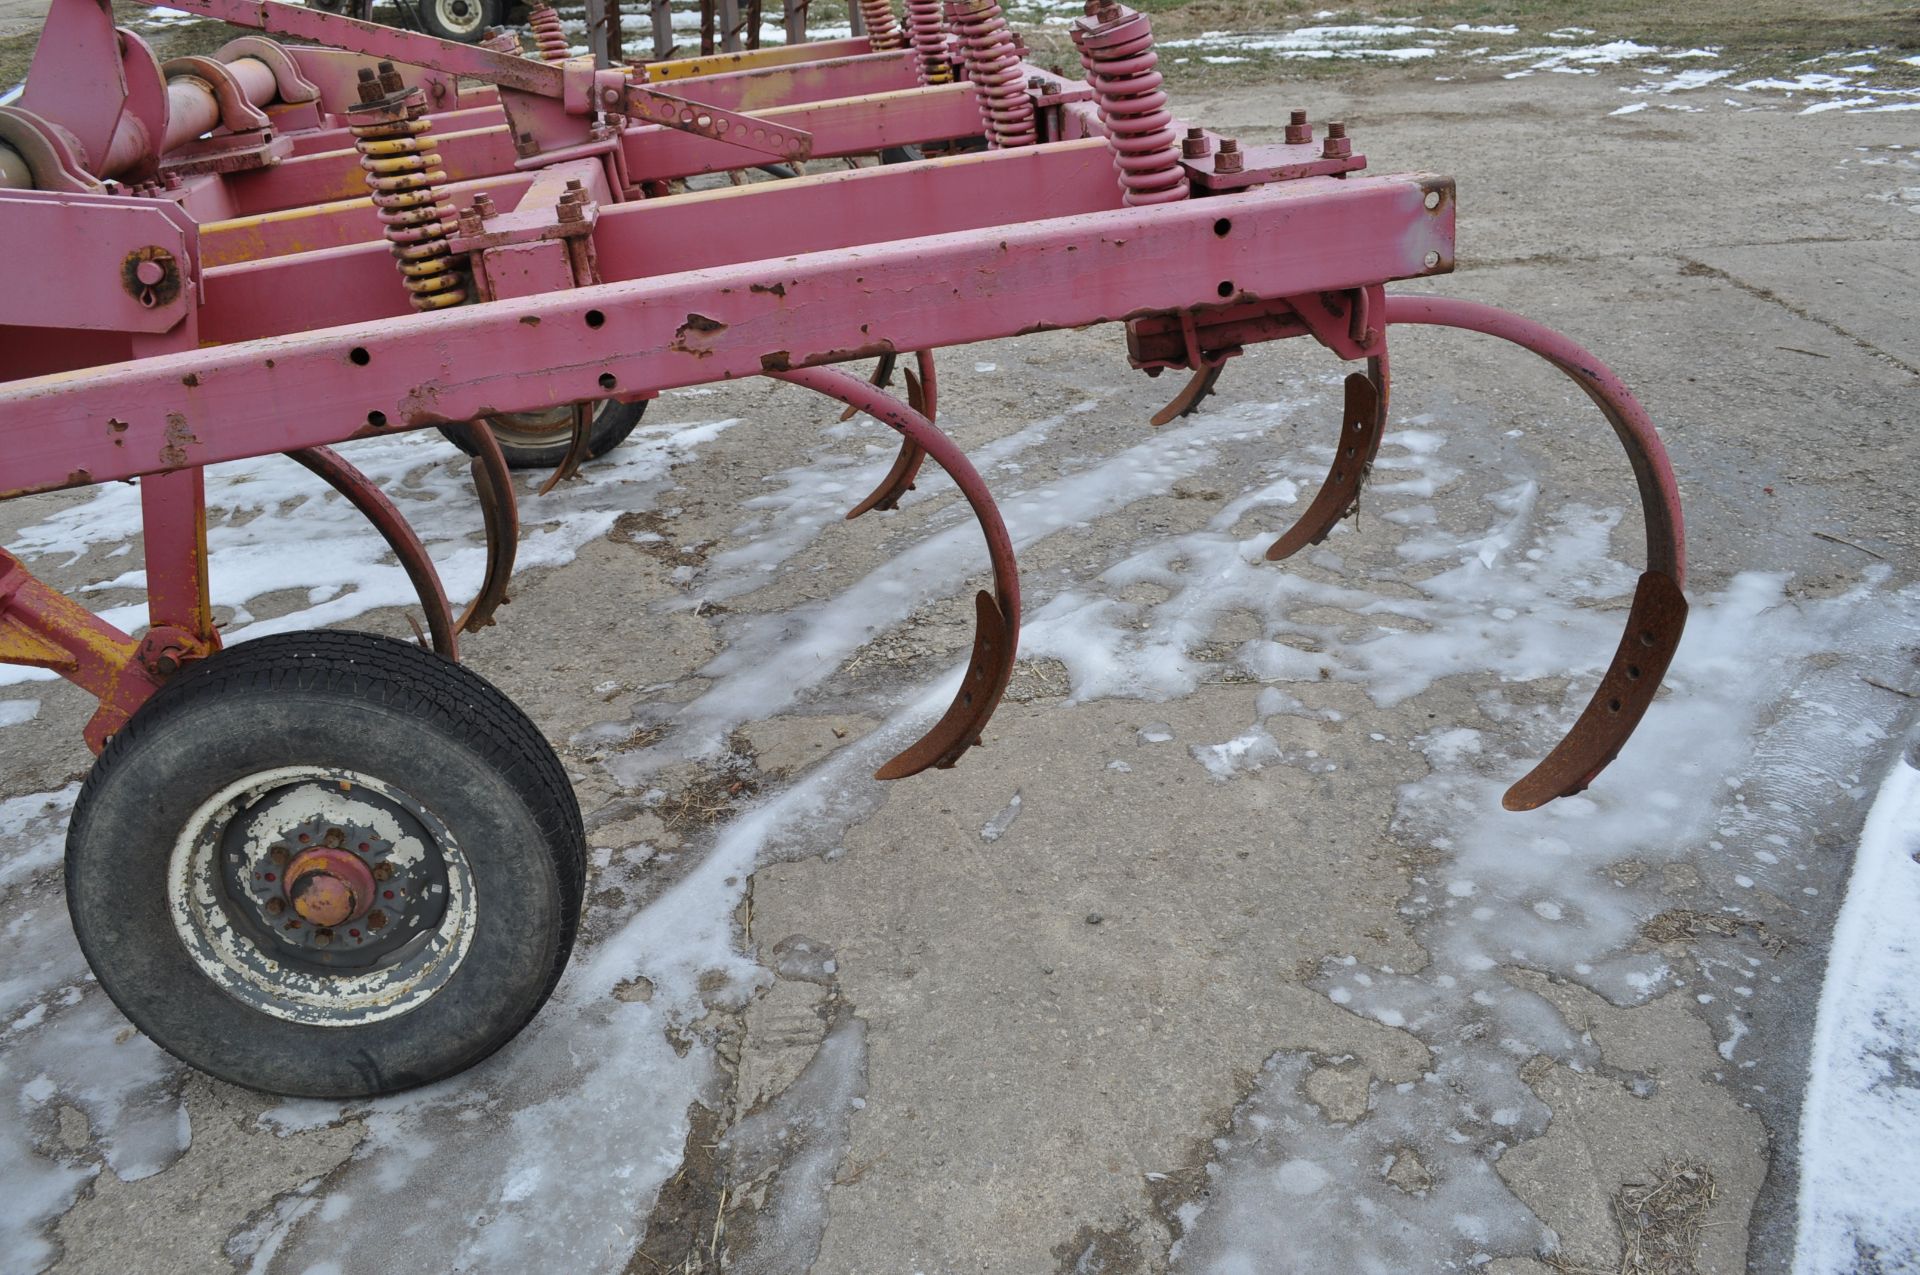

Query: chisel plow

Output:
[0, 0, 1685, 1096]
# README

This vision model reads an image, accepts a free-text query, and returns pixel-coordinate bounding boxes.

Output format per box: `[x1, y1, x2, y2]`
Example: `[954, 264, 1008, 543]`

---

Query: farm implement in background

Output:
[0, 0, 1686, 1097]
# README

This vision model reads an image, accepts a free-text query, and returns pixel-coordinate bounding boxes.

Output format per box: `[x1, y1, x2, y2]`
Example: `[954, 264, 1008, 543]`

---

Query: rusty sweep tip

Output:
[1501, 571, 1688, 811]
[874, 591, 1016, 780]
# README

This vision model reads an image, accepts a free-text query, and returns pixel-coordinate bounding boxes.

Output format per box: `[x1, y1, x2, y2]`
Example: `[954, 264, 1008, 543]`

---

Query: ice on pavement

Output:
[1794, 753, 1920, 1274]
[3, 377, 1916, 1270]
[1, 421, 738, 688]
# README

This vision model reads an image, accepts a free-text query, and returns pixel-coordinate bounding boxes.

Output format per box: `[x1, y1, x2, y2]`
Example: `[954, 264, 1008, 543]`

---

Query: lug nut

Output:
[270, 846, 289, 865]
[368, 909, 388, 930]
[266, 897, 285, 916]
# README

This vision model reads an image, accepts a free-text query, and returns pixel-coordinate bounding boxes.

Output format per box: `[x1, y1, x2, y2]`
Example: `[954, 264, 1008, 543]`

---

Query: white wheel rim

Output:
[167, 766, 477, 1027]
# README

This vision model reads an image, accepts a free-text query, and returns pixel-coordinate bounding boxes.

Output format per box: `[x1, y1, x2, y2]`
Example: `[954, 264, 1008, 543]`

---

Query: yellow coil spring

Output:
[350, 98, 467, 311]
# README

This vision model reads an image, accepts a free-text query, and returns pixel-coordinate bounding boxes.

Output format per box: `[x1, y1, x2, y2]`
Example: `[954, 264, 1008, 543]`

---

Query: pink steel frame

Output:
[0, 0, 1685, 809]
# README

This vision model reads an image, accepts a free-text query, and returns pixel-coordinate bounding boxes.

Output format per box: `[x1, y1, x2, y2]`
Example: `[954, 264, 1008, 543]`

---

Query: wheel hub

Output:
[286, 847, 375, 927]
[217, 785, 453, 970]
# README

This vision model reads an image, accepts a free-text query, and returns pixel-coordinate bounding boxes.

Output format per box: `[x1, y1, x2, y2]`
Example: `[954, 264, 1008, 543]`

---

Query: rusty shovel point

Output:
[1267, 368, 1384, 561]
[1149, 361, 1226, 428]
[846, 438, 927, 518]
[874, 590, 1017, 780]
[1502, 570, 1688, 812]
[845, 360, 929, 518]
[456, 421, 520, 634]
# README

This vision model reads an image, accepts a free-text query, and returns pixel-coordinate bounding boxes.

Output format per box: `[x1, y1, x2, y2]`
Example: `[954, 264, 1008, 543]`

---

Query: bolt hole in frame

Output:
[0, 0, 1683, 1096]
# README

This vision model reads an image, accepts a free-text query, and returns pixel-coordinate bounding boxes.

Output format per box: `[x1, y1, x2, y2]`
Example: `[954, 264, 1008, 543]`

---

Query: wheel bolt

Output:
[314, 929, 332, 947]
[270, 846, 289, 866]
[373, 861, 395, 881]
[266, 897, 285, 915]
[368, 909, 388, 930]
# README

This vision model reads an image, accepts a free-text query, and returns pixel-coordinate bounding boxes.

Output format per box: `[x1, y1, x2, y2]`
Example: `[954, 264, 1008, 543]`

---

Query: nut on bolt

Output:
[1215, 137, 1243, 175]
[1181, 126, 1210, 159]
[1322, 120, 1351, 159]
[1285, 108, 1310, 145]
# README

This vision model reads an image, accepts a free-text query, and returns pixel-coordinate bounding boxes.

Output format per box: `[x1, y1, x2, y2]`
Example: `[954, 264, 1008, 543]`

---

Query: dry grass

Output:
[1640, 907, 1785, 955]
[655, 766, 758, 830]
[1547, 1161, 1719, 1275]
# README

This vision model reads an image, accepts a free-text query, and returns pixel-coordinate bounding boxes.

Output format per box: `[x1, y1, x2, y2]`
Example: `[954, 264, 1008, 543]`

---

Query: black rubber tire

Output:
[66, 630, 584, 1098]
[440, 398, 648, 471]
[414, 0, 496, 43]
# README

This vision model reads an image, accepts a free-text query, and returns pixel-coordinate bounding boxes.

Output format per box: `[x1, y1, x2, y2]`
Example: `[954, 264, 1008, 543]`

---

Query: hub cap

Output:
[168, 767, 477, 1026]
[436, 0, 486, 35]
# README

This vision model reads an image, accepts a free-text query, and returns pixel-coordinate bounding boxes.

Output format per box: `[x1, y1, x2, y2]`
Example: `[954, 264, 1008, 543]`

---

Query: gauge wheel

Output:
[65, 630, 584, 1098]
[441, 399, 648, 471]
[416, 0, 496, 43]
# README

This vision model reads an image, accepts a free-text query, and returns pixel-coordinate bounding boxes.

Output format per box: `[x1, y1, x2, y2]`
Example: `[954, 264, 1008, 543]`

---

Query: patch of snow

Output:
[0, 700, 38, 728]
[1794, 753, 1920, 1273]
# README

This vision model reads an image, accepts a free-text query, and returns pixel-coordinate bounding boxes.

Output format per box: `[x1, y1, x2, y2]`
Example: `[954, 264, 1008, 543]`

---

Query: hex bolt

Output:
[1285, 108, 1311, 145]
[377, 60, 405, 95]
[354, 66, 384, 106]
[1215, 137, 1243, 175]
[1182, 126, 1211, 159]
[473, 193, 496, 220]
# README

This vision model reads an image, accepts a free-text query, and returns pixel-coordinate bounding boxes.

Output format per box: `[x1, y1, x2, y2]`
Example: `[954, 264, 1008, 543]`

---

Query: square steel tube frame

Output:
[0, 168, 1454, 497]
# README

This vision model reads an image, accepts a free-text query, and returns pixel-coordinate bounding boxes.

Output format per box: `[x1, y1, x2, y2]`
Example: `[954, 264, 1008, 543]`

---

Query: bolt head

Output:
[1424, 189, 1442, 210]
[134, 260, 166, 284]
[1424, 250, 1442, 269]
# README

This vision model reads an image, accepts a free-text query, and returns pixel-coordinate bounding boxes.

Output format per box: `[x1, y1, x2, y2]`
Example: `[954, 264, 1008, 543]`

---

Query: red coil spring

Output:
[859, 0, 905, 51]
[904, 0, 953, 85]
[527, 2, 570, 63]
[945, 0, 1034, 148]
[1072, 5, 1187, 205]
